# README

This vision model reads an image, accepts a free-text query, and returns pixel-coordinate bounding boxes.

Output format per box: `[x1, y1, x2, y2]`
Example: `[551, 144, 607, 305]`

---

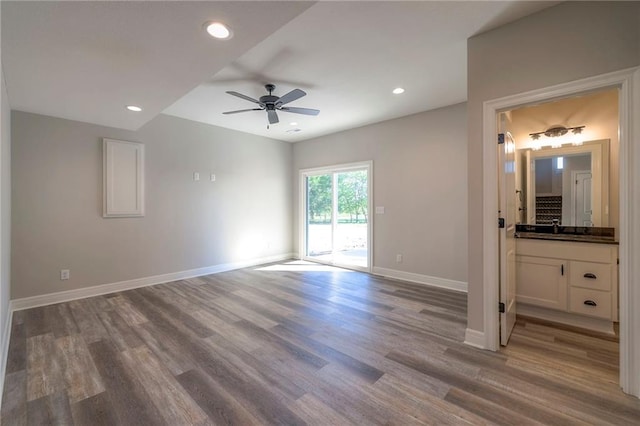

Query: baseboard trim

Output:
[464, 328, 486, 349]
[11, 253, 295, 311]
[372, 266, 467, 292]
[517, 304, 616, 335]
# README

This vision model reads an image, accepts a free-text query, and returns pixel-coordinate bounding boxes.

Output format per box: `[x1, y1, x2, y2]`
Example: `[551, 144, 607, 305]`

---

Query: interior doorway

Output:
[300, 161, 372, 272]
[481, 68, 640, 397]
[498, 89, 620, 351]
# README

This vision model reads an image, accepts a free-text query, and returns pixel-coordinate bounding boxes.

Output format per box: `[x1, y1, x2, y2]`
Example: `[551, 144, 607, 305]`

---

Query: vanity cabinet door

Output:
[516, 256, 567, 310]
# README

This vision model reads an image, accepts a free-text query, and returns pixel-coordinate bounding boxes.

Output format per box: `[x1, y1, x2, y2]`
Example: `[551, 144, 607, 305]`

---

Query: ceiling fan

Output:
[223, 84, 320, 125]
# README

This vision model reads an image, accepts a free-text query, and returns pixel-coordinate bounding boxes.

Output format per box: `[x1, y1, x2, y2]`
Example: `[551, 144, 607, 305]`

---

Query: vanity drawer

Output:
[569, 261, 611, 291]
[569, 288, 612, 319]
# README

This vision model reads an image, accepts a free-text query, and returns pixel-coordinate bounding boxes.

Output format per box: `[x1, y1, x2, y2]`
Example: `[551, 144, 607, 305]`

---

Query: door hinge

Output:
[498, 133, 505, 144]
[498, 217, 505, 228]
[499, 302, 505, 313]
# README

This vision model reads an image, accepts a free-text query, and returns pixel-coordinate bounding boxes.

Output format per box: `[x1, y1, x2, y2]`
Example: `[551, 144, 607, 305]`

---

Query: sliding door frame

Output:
[299, 161, 373, 273]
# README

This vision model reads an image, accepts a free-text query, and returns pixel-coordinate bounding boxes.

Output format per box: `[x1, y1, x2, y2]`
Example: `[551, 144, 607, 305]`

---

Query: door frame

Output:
[299, 161, 373, 273]
[480, 67, 640, 397]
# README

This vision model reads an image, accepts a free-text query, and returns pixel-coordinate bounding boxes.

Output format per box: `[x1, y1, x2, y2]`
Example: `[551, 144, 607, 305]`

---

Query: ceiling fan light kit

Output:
[223, 84, 320, 125]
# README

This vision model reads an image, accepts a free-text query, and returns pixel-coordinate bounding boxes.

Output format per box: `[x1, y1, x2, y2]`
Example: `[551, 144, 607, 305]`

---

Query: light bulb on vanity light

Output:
[572, 127, 585, 146]
[530, 133, 542, 151]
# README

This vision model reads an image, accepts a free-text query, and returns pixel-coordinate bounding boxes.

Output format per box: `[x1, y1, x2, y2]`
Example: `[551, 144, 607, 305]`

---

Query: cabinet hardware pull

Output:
[584, 300, 597, 307]
[561, 264, 564, 275]
[583, 273, 597, 279]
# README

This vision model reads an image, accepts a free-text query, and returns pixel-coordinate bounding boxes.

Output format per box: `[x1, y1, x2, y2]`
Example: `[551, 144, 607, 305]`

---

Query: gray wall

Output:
[1, 68, 11, 365]
[12, 112, 293, 299]
[293, 103, 467, 284]
[467, 1, 640, 332]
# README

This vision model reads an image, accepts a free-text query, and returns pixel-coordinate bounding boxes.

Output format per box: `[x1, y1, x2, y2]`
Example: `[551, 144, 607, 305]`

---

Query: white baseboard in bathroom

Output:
[518, 303, 615, 335]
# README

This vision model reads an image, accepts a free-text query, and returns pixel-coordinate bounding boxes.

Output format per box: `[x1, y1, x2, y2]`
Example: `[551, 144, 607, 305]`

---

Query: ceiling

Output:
[2, 1, 559, 142]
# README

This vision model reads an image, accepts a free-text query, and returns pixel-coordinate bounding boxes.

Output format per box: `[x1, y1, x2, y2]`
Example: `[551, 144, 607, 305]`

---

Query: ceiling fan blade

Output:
[226, 91, 260, 104]
[267, 110, 279, 124]
[222, 108, 262, 115]
[280, 106, 320, 116]
[277, 88, 306, 105]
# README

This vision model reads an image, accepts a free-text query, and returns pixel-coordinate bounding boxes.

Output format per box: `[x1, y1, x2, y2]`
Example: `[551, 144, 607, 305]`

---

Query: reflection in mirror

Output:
[534, 153, 591, 225]
[520, 140, 609, 227]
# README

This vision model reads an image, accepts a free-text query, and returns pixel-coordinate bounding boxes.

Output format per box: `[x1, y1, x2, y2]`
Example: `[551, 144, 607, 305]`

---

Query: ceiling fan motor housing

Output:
[260, 95, 279, 106]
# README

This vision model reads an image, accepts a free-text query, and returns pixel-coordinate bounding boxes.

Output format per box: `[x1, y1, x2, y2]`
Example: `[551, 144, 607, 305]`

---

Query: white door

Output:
[499, 122, 517, 346]
[574, 171, 593, 226]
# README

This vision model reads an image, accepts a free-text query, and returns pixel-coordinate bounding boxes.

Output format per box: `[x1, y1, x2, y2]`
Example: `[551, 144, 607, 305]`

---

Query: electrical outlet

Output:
[396, 254, 403, 263]
[60, 269, 70, 280]
[210, 173, 216, 182]
[193, 172, 200, 181]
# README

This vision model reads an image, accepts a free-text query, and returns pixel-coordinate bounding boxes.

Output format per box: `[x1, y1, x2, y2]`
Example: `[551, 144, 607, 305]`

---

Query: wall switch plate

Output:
[60, 269, 70, 280]
[210, 173, 216, 182]
[375, 206, 385, 214]
[396, 254, 402, 263]
[193, 172, 200, 181]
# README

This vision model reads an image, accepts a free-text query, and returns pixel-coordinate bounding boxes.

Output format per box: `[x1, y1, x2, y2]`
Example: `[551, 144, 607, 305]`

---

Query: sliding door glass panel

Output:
[335, 170, 368, 268]
[306, 174, 333, 263]
[303, 167, 369, 270]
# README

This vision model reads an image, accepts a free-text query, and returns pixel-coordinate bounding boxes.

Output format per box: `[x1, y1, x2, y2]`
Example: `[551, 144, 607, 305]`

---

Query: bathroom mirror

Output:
[520, 139, 609, 227]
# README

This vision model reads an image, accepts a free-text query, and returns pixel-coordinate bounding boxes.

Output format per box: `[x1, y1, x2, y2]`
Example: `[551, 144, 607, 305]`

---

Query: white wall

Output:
[0, 65, 11, 387]
[11, 112, 293, 300]
[293, 103, 467, 285]
[467, 1, 640, 332]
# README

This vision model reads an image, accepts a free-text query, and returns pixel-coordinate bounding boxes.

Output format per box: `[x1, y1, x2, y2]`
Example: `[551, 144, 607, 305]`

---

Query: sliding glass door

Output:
[302, 162, 371, 271]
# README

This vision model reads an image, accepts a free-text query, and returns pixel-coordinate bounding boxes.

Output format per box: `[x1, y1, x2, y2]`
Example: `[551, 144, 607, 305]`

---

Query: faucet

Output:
[552, 219, 559, 234]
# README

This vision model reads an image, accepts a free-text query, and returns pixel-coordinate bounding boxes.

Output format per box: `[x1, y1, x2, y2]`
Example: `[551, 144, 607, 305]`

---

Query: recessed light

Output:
[126, 105, 142, 112]
[392, 87, 405, 95]
[289, 122, 298, 126]
[205, 22, 232, 39]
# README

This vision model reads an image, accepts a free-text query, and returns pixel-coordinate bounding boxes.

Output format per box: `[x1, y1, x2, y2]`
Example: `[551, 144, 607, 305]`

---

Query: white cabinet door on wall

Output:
[103, 138, 144, 217]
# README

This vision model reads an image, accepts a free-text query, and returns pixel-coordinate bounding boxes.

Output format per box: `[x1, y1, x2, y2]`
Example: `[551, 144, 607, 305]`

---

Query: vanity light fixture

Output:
[126, 105, 142, 112]
[205, 22, 232, 39]
[529, 125, 586, 149]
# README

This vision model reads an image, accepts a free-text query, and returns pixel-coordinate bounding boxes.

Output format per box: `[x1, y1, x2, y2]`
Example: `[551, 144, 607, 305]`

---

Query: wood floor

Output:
[2, 260, 639, 425]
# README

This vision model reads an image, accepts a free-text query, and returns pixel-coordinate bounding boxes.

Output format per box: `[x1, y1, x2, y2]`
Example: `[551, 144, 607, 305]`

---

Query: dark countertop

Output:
[514, 232, 618, 245]
[514, 224, 617, 244]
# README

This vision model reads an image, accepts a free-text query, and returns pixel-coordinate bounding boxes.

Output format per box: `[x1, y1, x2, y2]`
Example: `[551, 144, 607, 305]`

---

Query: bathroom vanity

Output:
[515, 225, 618, 334]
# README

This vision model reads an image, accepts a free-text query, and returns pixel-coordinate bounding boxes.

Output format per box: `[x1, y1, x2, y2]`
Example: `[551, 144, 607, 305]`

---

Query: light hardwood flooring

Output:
[2, 260, 639, 425]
